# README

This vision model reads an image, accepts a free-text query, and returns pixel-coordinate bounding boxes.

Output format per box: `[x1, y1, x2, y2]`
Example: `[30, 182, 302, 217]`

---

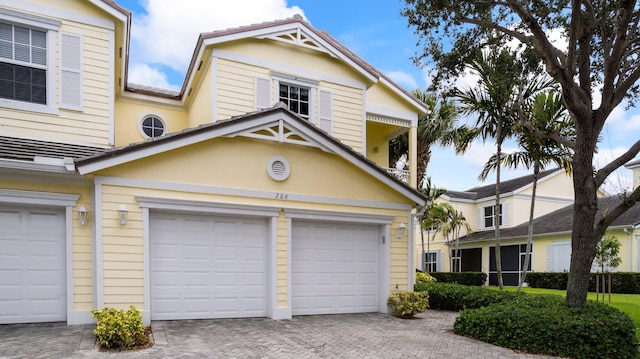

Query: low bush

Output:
[453, 295, 639, 359]
[527, 272, 640, 294]
[414, 282, 521, 311]
[387, 291, 429, 318]
[416, 271, 436, 284]
[91, 306, 148, 350]
[426, 272, 486, 286]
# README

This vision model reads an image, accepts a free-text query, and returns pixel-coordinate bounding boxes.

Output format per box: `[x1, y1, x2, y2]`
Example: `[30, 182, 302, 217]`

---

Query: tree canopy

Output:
[402, 0, 640, 307]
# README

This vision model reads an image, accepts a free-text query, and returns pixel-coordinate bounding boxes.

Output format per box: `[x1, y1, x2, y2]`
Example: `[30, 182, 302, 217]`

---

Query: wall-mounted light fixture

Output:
[78, 205, 88, 226]
[396, 223, 406, 238]
[117, 204, 128, 225]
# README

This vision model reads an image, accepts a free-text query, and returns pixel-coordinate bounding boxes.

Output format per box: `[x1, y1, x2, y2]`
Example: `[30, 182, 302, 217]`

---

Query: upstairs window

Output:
[483, 204, 503, 228]
[279, 83, 309, 120]
[0, 23, 47, 105]
[140, 115, 166, 139]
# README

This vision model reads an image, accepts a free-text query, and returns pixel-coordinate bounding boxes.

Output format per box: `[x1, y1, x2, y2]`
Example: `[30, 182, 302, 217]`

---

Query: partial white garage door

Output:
[292, 221, 380, 315]
[0, 205, 66, 324]
[150, 212, 267, 320]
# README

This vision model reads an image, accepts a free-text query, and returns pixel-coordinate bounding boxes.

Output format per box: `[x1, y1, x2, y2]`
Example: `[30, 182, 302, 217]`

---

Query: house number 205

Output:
[275, 193, 288, 200]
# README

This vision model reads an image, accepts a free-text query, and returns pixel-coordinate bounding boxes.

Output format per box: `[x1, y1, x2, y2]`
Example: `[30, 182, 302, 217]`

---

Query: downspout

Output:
[408, 205, 427, 291]
[624, 227, 632, 272]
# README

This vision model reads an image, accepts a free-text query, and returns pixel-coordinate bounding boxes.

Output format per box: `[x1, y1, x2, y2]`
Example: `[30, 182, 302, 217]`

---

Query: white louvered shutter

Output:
[436, 251, 444, 272]
[255, 77, 271, 110]
[60, 33, 82, 109]
[318, 89, 332, 134]
[501, 202, 509, 226]
[477, 207, 484, 229]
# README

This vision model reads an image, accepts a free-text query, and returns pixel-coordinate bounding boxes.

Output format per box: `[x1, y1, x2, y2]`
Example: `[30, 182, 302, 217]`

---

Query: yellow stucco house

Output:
[419, 167, 640, 286]
[0, 1, 428, 325]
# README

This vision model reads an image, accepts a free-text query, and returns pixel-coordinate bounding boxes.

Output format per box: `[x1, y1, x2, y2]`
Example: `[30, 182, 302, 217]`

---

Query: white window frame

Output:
[424, 250, 442, 272]
[0, 8, 59, 114]
[271, 72, 319, 124]
[483, 203, 503, 228]
[138, 113, 168, 139]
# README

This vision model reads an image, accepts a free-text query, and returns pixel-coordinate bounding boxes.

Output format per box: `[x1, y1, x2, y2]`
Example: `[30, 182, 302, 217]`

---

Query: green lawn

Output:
[499, 287, 640, 341]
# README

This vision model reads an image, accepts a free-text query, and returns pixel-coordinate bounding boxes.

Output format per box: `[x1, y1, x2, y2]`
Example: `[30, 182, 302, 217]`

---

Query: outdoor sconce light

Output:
[396, 223, 407, 238]
[78, 205, 88, 226]
[117, 204, 128, 225]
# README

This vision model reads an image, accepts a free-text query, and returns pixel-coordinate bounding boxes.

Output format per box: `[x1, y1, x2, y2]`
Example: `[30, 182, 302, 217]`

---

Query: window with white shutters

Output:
[60, 32, 82, 109]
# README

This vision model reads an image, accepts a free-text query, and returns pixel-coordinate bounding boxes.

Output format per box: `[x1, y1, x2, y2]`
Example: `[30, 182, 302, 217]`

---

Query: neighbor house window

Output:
[140, 115, 166, 138]
[484, 204, 502, 228]
[424, 252, 438, 272]
[279, 83, 309, 120]
[0, 22, 47, 104]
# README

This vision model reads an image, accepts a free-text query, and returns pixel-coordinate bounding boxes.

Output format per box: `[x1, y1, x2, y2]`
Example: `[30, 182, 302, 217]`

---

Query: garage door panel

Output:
[292, 221, 380, 315]
[0, 206, 66, 324]
[150, 212, 267, 320]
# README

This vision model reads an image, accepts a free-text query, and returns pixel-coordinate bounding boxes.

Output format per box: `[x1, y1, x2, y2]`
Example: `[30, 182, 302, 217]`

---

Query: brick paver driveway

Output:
[0, 311, 559, 358]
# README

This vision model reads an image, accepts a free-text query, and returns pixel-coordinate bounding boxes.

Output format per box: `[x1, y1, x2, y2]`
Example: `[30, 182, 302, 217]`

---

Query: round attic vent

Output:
[267, 156, 290, 181]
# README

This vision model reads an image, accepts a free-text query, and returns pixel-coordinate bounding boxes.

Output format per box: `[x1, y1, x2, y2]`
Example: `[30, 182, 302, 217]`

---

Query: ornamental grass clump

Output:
[91, 306, 148, 350]
[387, 291, 429, 318]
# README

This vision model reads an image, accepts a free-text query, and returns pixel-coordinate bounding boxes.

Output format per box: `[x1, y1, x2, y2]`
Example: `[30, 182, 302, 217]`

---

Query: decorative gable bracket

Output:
[224, 119, 332, 152]
[257, 27, 336, 58]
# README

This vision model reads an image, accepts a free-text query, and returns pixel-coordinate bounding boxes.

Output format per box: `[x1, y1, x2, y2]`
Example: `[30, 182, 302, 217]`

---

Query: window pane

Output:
[32, 84, 46, 104]
[15, 44, 29, 62]
[485, 218, 493, 228]
[14, 65, 30, 83]
[15, 82, 30, 101]
[152, 117, 164, 129]
[143, 127, 153, 137]
[32, 47, 46, 65]
[32, 68, 46, 86]
[0, 23, 11, 41]
[0, 41, 11, 59]
[142, 117, 152, 127]
[300, 88, 309, 101]
[290, 87, 299, 100]
[0, 79, 13, 99]
[484, 207, 492, 216]
[32, 30, 46, 48]
[300, 102, 308, 116]
[290, 101, 298, 113]
[14, 26, 29, 45]
[279, 84, 288, 98]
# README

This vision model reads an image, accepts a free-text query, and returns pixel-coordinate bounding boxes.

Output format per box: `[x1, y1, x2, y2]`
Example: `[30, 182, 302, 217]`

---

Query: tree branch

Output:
[594, 139, 640, 187]
[595, 185, 640, 234]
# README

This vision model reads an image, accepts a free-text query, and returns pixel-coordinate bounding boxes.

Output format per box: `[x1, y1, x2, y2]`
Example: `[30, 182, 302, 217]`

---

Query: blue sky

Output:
[116, 0, 638, 193]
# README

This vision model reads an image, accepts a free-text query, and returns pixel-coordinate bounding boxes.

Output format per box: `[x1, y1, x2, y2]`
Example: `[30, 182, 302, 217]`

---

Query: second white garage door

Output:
[292, 221, 380, 315]
[150, 212, 267, 320]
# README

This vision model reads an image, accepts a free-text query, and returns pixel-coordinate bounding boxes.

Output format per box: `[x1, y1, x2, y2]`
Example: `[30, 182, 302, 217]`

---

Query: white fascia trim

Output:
[88, 0, 128, 23]
[366, 104, 418, 126]
[0, 158, 77, 174]
[512, 193, 574, 204]
[0, 188, 79, 206]
[0, 6, 61, 29]
[284, 208, 395, 224]
[378, 77, 428, 113]
[0, 0, 116, 30]
[136, 196, 281, 217]
[361, 88, 367, 156]
[204, 24, 377, 83]
[96, 175, 412, 211]
[119, 91, 183, 105]
[211, 49, 367, 90]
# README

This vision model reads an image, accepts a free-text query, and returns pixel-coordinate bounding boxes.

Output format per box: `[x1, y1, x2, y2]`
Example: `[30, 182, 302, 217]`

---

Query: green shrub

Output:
[414, 282, 521, 311]
[387, 291, 429, 318]
[416, 271, 436, 283]
[526, 272, 640, 294]
[454, 295, 639, 359]
[91, 306, 148, 350]
[427, 272, 486, 286]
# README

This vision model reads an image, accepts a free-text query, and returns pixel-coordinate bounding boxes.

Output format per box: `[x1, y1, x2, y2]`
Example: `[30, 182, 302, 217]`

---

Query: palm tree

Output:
[480, 91, 573, 291]
[453, 49, 553, 289]
[440, 207, 472, 272]
[419, 177, 447, 270]
[389, 91, 457, 188]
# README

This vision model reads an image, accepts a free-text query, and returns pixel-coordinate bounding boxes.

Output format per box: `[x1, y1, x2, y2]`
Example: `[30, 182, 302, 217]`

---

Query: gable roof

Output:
[124, 13, 428, 112]
[458, 195, 640, 243]
[625, 158, 640, 169]
[75, 104, 427, 205]
[445, 168, 561, 201]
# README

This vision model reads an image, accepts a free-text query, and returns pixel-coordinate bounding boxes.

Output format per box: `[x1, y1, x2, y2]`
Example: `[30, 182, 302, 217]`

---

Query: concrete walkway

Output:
[0, 311, 559, 359]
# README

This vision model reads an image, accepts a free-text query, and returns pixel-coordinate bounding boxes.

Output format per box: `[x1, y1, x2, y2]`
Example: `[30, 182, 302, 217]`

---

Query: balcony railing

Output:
[385, 167, 409, 183]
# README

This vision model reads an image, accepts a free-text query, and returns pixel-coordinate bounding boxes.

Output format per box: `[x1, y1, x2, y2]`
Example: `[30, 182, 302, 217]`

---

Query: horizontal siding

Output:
[216, 58, 268, 121]
[322, 82, 363, 153]
[187, 64, 212, 127]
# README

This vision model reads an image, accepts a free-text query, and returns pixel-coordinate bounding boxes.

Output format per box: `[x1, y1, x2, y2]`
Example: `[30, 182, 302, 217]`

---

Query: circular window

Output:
[266, 156, 290, 181]
[140, 115, 166, 138]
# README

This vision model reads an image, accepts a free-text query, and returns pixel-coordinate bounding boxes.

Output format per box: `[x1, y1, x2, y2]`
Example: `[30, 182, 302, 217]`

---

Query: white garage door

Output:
[292, 221, 379, 315]
[150, 212, 267, 320]
[0, 205, 66, 324]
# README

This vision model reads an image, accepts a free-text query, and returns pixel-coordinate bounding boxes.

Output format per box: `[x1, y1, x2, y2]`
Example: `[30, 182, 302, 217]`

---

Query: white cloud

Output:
[385, 71, 418, 91]
[128, 63, 180, 91]
[130, 0, 305, 75]
[594, 146, 634, 194]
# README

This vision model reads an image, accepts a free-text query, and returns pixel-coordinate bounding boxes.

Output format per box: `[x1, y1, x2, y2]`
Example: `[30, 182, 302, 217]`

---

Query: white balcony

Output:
[385, 167, 409, 183]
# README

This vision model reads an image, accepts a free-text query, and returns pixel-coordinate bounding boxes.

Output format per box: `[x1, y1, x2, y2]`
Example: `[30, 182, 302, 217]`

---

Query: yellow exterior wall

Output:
[0, 1, 115, 146]
[188, 62, 214, 127]
[213, 58, 266, 122]
[0, 179, 93, 311]
[366, 82, 417, 113]
[114, 100, 188, 146]
[321, 81, 363, 153]
[365, 122, 392, 167]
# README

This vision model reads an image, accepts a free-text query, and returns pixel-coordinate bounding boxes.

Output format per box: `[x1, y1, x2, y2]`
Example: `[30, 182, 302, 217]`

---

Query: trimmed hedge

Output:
[526, 272, 640, 294]
[414, 282, 521, 311]
[453, 295, 639, 359]
[426, 272, 487, 286]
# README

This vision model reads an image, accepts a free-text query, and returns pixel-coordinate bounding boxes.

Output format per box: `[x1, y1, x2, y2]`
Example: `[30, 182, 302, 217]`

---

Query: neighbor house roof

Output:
[0, 136, 107, 162]
[76, 103, 428, 205]
[446, 168, 561, 201]
[458, 195, 640, 243]
[625, 158, 640, 169]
